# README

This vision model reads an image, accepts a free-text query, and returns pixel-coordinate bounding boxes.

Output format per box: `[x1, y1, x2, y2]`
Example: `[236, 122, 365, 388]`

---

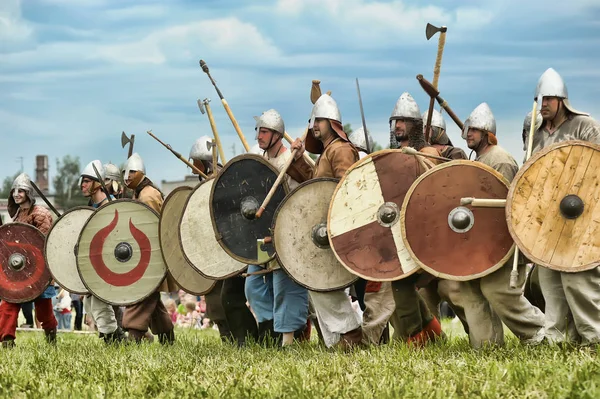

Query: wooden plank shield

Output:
[160, 186, 215, 295]
[210, 154, 288, 264]
[328, 150, 424, 281]
[507, 140, 600, 272]
[180, 179, 247, 279]
[44, 206, 93, 295]
[0, 223, 52, 303]
[273, 178, 357, 291]
[76, 199, 167, 305]
[402, 160, 514, 281]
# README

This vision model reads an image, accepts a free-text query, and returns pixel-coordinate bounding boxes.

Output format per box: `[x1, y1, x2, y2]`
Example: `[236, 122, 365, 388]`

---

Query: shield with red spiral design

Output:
[76, 199, 167, 305]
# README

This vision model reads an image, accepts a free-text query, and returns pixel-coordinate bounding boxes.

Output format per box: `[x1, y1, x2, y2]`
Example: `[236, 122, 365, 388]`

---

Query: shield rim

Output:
[506, 140, 600, 272]
[401, 160, 515, 281]
[0, 222, 52, 303]
[44, 205, 94, 295]
[160, 185, 216, 295]
[76, 198, 167, 306]
[327, 149, 423, 281]
[273, 177, 358, 292]
[209, 153, 290, 265]
[179, 177, 248, 279]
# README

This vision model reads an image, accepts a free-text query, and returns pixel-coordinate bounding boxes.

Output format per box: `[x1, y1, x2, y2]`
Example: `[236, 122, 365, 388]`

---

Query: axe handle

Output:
[424, 97, 435, 143]
[436, 96, 464, 131]
[432, 31, 446, 90]
[30, 180, 61, 218]
[204, 101, 227, 163]
[221, 99, 250, 152]
[146, 131, 209, 179]
[211, 139, 218, 177]
[283, 132, 315, 166]
[128, 135, 135, 159]
[256, 129, 309, 219]
[460, 197, 507, 208]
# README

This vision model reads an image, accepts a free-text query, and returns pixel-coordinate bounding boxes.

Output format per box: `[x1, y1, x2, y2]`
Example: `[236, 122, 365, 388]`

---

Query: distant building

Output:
[161, 175, 199, 196]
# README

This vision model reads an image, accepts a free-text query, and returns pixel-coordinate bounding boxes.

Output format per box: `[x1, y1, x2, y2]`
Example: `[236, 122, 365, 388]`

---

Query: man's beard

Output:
[394, 131, 408, 142]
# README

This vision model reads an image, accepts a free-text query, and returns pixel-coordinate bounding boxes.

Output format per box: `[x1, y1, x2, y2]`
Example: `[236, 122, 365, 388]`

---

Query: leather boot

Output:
[293, 319, 312, 343]
[1, 338, 15, 349]
[338, 326, 364, 350]
[215, 321, 234, 344]
[45, 328, 57, 345]
[407, 317, 443, 347]
[127, 329, 146, 344]
[104, 327, 127, 344]
[158, 329, 175, 345]
[258, 320, 281, 346]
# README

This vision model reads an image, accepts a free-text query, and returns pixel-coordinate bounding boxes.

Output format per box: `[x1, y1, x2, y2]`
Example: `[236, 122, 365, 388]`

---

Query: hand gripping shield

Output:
[273, 178, 357, 291]
[328, 150, 424, 281]
[0, 223, 52, 303]
[402, 161, 515, 280]
[45, 206, 94, 294]
[209, 154, 288, 265]
[76, 199, 167, 305]
[160, 186, 216, 295]
[507, 140, 600, 272]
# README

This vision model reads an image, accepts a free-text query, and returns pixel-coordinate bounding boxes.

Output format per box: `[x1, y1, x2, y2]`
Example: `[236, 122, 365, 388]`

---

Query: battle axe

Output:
[424, 23, 448, 142]
[198, 98, 227, 164]
[121, 131, 135, 159]
[416, 74, 463, 131]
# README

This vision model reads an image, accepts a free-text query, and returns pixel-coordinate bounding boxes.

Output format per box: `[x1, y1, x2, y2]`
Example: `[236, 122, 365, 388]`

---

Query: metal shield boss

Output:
[273, 178, 357, 291]
[507, 141, 600, 272]
[0, 223, 52, 303]
[209, 154, 288, 264]
[45, 207, 94, 294]
[180, 179, 247, 279]
[402, 161, 514, 280]
[159, 186, 215, 295]
[76, 199, 167, 305]
[328, 150, 424, 281]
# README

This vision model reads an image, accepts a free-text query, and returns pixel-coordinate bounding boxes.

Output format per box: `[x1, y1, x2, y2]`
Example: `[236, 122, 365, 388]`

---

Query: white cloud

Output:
[0, 0, 33, 43]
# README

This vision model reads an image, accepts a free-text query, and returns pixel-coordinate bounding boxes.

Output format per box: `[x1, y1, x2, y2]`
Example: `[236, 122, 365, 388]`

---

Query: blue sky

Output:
[2, 0, 600, 188]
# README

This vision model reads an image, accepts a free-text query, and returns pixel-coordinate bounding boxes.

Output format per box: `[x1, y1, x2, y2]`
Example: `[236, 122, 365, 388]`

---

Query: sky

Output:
[2, 0, 600, 189]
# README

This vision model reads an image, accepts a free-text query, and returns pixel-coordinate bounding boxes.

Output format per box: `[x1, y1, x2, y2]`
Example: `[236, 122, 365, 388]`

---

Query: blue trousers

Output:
[244, 266, 308, 333]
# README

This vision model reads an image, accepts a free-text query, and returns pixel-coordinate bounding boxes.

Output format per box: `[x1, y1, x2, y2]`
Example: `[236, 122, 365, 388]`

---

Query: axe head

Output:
[426, 23, 447, 40]
[121, 131, 131, 149]
[197, 99, 206, 114]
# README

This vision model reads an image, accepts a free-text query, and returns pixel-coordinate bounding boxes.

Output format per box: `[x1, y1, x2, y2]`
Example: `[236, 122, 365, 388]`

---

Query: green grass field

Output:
[0, 322, 598, 399]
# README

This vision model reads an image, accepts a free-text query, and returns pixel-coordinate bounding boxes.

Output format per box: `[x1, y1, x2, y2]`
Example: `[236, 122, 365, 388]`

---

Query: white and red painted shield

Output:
[273, 178, 357, 291]
[160, 186, 215, 295]
[0, 223, 52, 303]
[45, 206, 93, 295]
[328, 150, 425, 281]
[402, 160, 514, 281]
[76, 199, 167, 305]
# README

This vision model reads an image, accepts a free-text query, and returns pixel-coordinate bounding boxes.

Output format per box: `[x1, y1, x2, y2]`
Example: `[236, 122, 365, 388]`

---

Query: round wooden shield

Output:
[273, 178, 357, 291]
[0, 223, 52, 303]
[402, 160, 515, 281]
[45, 206, 93, 295]
[160, 186, 215, 295]
[507, 140, 600, 272]
[180, 178, 247, 279]
[328, 150, 425, 281]
[76, 199, 167, 305]
[210, 154, 289, 264]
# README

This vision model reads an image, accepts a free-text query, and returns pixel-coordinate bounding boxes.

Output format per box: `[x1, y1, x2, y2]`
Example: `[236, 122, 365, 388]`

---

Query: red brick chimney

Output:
[35, 155, 49, 194]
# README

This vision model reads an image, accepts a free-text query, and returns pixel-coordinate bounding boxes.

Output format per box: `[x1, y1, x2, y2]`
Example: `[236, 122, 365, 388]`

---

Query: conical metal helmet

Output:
[310, 94, 342, 123]
[421, 109, 446, 131]
[348, 127, 373, 153]
[11, 173, 33, 193]
[535, 68, 588, 116]
[80, 160, 105, 182]
[189, 136, 213, 161]
[462, 102, 496, 139]
[103, 163, 121, 181]
[255, 109, 285, 136]
[523, 111, 543, 134]
[390, 92, 421, 122]
[123, 153, 146, 180]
